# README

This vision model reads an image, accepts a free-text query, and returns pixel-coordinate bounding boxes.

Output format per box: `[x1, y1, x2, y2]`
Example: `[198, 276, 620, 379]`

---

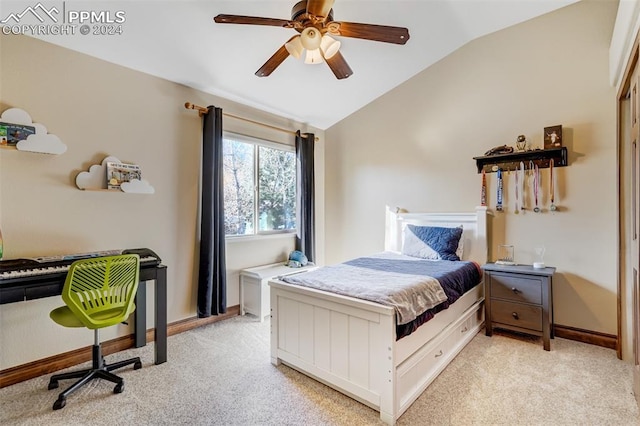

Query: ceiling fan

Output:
[214, 0, 410, 80]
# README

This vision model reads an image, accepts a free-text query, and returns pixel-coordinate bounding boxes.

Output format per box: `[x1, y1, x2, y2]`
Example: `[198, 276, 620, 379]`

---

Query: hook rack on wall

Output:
[473, 147, 568, 173]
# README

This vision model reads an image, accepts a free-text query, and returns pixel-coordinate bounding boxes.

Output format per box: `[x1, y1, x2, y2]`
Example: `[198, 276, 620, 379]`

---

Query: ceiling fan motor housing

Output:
[291, 1, 334, 29]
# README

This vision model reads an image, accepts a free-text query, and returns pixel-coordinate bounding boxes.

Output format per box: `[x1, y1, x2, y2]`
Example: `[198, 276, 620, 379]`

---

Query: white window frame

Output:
[223, 131, 297, 240]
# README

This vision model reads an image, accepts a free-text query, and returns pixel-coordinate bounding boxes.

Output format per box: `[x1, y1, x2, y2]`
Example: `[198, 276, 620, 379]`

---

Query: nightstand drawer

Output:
[490, 273, 542, 304]
[491, 299, 542, 331]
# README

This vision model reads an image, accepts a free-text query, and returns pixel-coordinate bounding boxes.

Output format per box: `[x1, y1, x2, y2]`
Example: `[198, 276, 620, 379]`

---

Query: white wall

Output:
[325, 1, 618, 336]
[0, 33, 324, 369]
[610, 0, 640, 89]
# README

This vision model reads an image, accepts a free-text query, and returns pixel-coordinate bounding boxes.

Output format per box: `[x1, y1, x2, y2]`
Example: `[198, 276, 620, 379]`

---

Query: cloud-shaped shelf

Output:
[1, 108, 67, 154]
[76, 156, 120, 190]
[76, 156, 155, 194]
[121, 179, 155, 194]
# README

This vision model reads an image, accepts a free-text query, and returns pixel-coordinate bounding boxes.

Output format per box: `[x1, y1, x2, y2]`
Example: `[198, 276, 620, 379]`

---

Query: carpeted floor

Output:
[1, 315, 638, 425]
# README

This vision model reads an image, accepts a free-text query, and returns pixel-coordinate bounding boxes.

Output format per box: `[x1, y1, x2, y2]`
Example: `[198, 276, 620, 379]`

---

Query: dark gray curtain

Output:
[197, 106, 227, 317]
[295, 131, 315, 263]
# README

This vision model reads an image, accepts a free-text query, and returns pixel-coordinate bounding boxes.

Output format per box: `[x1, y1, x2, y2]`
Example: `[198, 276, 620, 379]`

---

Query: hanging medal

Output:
[533, 163, 540, 213]
[520, 161, 526, 212]
[496, 169, 503, 212]
[514, 164, 519, 214]
[549, 159, 557, 211]
[481, 169, 487, 206]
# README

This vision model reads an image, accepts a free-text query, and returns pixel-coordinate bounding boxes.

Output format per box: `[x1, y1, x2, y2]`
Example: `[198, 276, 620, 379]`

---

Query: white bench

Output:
[239, 262, 316, 321]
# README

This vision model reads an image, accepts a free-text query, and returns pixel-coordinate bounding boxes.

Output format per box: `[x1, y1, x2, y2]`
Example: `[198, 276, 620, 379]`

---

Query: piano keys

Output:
[0, 248, 161, 283]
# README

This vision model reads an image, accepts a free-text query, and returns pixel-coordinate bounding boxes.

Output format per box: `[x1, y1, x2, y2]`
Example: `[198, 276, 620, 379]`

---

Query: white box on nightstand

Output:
[239, 262, 316, 322]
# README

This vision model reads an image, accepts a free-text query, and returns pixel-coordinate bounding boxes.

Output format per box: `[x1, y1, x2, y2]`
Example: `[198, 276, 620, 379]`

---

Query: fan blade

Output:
[306, 0, 335, 18]
[325, 51, 353, 80]
[328, 21, 410, 45]
[255, 39, 294, 77]
[214, 14, 294, 28]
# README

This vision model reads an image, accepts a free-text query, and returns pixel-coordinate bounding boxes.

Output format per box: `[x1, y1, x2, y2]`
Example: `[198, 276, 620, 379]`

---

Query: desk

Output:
[0, 262, 167, 364]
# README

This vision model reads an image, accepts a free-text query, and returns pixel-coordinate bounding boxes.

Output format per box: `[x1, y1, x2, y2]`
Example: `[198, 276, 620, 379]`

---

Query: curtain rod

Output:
[184, 102, 317, 141]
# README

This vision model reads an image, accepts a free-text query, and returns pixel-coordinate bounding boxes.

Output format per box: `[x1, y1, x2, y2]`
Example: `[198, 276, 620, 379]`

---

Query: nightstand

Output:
[482, 263, 555, 350]
[240, 262, 316, 322]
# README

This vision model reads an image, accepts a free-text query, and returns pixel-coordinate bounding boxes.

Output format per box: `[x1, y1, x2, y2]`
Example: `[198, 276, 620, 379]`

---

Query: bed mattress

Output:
[280, 252, 482, 339]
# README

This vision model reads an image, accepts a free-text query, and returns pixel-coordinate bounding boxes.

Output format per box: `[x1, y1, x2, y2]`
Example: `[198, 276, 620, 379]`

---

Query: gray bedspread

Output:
[280, 252, 448, 325]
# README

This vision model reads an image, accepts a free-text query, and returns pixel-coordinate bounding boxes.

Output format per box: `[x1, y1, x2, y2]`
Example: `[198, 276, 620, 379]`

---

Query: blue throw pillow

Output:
[402, 225, 462, 261]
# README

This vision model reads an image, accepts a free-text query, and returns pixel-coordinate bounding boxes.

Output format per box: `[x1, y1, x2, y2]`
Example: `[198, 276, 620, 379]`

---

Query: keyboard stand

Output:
[135, 265, 167, 364]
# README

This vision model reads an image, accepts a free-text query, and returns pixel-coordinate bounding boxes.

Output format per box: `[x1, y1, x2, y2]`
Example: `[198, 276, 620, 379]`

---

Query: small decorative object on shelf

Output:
[516, 134, 527, 151]
[0, 108, 66, 154]
[544, 125, 562, 149]
[533, 245, 546, 269]
[496, 245, 515, 265]
[484, 144, 514, 156]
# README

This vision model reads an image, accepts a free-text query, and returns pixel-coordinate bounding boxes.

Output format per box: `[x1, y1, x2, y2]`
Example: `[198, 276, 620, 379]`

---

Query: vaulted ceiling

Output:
[4, 0, 579, 129]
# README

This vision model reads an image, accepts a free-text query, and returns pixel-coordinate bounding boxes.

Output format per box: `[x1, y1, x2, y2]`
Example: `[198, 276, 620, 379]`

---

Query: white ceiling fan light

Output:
[300, 27, 322, 50]
[285, 36, 304, 59]
[304, 48, 324, 64]
[320, 35, 341, 59]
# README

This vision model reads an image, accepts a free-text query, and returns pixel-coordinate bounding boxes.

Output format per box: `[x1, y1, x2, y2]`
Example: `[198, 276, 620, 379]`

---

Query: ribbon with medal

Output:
[496, 169, 503, 212]
[549, 158, 557, 211]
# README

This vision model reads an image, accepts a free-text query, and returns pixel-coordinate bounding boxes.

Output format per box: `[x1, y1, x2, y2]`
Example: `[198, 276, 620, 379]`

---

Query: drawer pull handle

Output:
[434, 350, 443, 358]
[512, 312, 519, 320]
[511, 287, 519, 294]
[461, 326, 468, 333]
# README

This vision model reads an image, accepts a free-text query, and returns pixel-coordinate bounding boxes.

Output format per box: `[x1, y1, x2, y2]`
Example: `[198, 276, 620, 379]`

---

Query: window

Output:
[223, 133, 296, 236]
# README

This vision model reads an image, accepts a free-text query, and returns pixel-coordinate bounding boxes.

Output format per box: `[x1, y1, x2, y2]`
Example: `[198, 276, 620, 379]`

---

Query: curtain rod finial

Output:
[185, 102, 208, 116]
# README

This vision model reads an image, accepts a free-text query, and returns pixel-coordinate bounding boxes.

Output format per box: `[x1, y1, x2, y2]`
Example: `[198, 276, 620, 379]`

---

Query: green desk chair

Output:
[47, 254, 143, 410]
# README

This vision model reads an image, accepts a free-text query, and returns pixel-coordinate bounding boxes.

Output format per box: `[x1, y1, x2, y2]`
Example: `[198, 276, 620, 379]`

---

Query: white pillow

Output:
[456, 232, 464, 259]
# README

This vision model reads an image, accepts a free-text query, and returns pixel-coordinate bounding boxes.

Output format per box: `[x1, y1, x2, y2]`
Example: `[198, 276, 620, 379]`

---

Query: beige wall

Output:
[325, 1, 618, 335]
[0, 34, 324, 369]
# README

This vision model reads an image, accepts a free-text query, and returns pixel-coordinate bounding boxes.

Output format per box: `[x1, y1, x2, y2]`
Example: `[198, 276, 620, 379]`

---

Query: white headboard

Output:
[384, 206, 489, 264]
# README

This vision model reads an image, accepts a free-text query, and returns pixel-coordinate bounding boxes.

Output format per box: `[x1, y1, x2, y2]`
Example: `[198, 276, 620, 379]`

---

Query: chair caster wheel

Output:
[114, 382, 124, 394]
[53, 397, 66, 410]
[48, 380, 59, 390]
[134, 361, 142, 370]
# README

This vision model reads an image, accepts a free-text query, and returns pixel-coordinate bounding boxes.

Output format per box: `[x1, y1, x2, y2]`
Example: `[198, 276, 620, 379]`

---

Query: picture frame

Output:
[106, 161, 142, 190]
[0, 121, 36, 146]
[544, 125, 562, 149]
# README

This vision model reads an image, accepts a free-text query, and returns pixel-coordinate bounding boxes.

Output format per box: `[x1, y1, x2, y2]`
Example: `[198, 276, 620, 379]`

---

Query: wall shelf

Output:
[75, 155, 155, 194]
[473, 147, 568, 173]
[1, 107, 67, 154]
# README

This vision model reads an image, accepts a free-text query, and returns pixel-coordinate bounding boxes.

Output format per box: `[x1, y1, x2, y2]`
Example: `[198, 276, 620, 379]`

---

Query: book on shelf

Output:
[106, 161, 141, 190]
[0, 122, 36, 146]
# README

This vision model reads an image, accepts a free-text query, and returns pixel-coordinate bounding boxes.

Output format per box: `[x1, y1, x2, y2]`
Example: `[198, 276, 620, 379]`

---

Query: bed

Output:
[269, 206, 489, 424]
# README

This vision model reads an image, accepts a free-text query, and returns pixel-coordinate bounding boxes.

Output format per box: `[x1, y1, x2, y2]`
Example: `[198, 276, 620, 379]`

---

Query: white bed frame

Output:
[269, 206, 489, 424]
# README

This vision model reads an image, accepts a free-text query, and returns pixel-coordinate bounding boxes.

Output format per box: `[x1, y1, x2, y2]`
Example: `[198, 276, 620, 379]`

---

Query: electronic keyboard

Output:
[0, 248, 161, 282]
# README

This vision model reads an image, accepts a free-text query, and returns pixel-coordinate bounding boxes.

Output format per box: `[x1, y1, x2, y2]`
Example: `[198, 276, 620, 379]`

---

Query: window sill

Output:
[225, 232, 296, 244]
